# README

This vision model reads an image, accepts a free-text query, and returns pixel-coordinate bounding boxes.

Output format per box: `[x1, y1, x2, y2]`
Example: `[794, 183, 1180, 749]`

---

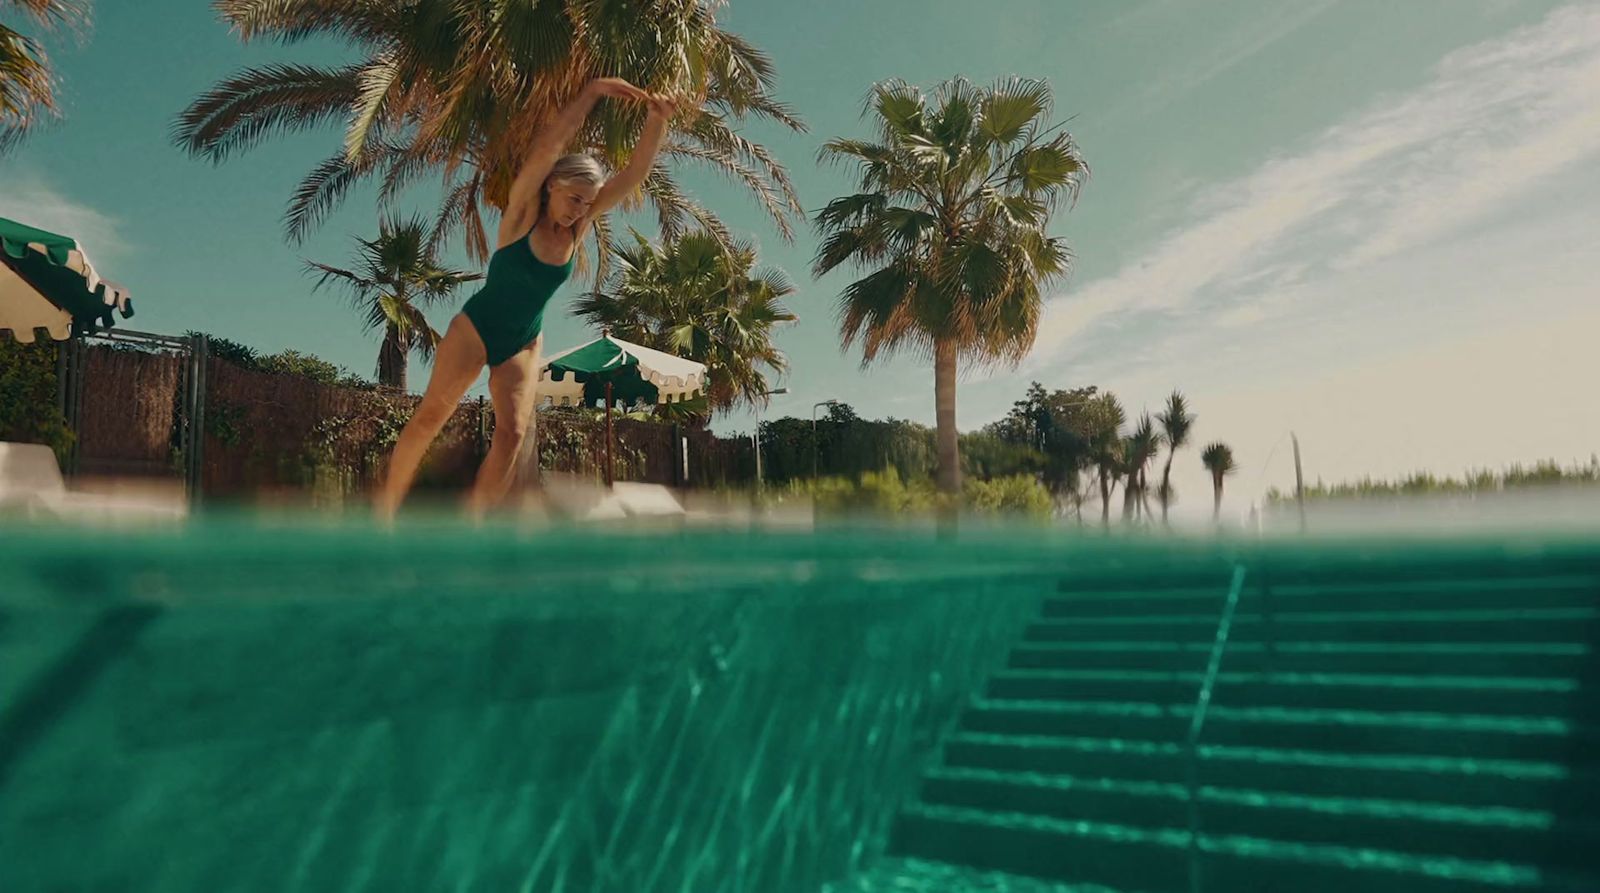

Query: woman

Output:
[374, 77, 678, 519]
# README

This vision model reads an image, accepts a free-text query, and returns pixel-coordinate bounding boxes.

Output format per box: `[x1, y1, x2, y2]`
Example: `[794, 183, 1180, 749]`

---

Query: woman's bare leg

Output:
[465, 337, 542, 518]
[374, 315, 487, 520]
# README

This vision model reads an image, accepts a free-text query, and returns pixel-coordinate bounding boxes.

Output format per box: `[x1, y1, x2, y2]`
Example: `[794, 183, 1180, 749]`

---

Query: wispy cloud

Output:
[1130, 0, 1339, 113]
[0, 175, 128, 258]
[1034, 3, 1600, 368]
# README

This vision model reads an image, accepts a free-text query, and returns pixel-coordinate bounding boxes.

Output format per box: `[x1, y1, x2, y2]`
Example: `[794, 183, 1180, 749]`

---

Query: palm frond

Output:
[868, 79, 925, 139]
[9, 0, 89, 28]
[343, 49, 401, 162]
[284, 150, 381, 243]
[172, 63, 363, 162]
[980, 77, 1051, 145]
[215, 0, 400, 45]
[185, 0, 805, 256]
[0, 24, 55, 142]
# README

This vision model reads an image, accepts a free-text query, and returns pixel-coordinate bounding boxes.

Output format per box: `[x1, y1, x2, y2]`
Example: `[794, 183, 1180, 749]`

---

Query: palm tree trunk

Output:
[378, 324, 408, 391]
[1213, 474, 1223, 521]
[1098, 467, 1111, 525]
[934, 338, 960, 494]
[1160, 454, 1175, 524]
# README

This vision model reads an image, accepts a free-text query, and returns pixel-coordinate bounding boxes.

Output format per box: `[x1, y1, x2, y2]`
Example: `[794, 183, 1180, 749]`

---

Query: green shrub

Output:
[963, 474, 1054, 520]
[0, 338, 74, 465]
[803, 468, 1051, 520]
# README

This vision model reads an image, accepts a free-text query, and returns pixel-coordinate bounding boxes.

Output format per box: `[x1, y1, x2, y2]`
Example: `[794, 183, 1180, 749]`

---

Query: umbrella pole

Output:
[605, 381, 615, 488]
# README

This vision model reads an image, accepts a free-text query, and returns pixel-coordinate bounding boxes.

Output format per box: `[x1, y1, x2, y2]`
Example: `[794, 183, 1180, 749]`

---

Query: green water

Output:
[1, 520, 1596, 892]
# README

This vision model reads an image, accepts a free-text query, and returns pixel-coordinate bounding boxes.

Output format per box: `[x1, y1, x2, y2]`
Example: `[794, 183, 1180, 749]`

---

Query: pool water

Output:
[2, 519, 1597, 892]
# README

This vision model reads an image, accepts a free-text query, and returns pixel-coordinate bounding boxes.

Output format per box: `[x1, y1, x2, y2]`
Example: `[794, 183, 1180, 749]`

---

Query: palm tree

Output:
[1088, 393, 1125, 526]
[173, 1, 804, 268]
[1, 0, 88, 153]
[574, 229, 797, 415]
[1156, 390, 1195, 524]
[306, 214, 480, 392]
[813, 77, 1086, 493]
[1201, 442, 1238, 522]
[1121, 413, 1161, 523]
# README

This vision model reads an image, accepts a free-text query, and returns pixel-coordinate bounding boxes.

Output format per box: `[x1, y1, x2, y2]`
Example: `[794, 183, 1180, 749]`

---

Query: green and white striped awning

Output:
[1, 216, 133, 342]
[540, 333, 707, 408]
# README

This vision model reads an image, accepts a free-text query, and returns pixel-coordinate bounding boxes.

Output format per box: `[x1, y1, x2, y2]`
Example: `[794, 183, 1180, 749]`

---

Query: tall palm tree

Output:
[813, 77, 1086, 494]
[574, 229, 797, 415]
[1156, 390, 1195, 524]
[1088, 393, 1125, 526]
[1201, 442, 1238, 522]
[1121, 413, 1161, 523]
[1, 0, 88, 153]
[306, 214, 480, 392]
[173, 1, 804, 269]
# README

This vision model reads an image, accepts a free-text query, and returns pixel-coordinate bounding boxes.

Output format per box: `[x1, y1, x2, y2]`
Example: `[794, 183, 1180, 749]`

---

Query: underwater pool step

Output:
[941, 732, 1591, 812]
[890, 804, 1599, 893]
[1023, 607, 1600, 644]
[985, 669, 1582, 716]
[829, 856, 1146, 893]
[915, 767, 1600, 869]
[1045, 575, 1600, 617]
[959, 700, 1599, 763]
[1006, 641, 1592, 677]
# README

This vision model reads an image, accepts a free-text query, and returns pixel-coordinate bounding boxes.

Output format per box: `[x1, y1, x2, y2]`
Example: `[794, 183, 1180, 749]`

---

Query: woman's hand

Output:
[587, 78, 649, 104]
[644, 93, 681, 122]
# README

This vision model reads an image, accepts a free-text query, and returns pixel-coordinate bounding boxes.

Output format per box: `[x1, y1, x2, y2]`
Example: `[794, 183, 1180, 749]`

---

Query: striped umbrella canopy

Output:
[539, 332, 708, 486]
[539, 332, 707, 409]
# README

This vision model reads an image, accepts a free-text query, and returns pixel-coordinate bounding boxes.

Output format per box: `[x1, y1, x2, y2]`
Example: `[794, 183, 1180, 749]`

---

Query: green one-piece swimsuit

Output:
[461, 230, 575, 366]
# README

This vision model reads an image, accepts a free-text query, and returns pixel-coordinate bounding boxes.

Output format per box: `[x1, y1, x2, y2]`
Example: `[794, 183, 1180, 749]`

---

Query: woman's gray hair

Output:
[545, 153, 607, 190]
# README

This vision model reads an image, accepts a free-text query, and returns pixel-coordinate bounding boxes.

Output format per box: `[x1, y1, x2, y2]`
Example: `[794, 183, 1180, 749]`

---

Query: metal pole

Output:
[190, 334, 208, 506]
[182, 337, 192, 498]
[189, 335, 199, 498]
[811, 412, 819, 479]
[54, 338, 68, 421]
[601, 379, 614, 489]
[811, 399, 836, 480]
[69, 337, 87, 476]
[1291, 432, 1306, 533]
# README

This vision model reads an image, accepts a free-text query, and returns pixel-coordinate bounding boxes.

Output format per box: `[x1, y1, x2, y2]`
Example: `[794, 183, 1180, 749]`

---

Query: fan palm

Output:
[813, 76, 1086, 493]
[1201, 441, 1238, 521]
[574, 229, 796, 415]
[0, 0, 88, 153]
[174, 0, 804, 269]
[1156, 390, 1194, 524]
[306, 214, 480, 392]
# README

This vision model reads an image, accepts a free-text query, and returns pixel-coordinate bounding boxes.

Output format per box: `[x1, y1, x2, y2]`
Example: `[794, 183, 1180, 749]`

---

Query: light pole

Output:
[812, 399, 838, 480]
[1292, 431, 1306, 534]
[755, 387, 788, 491]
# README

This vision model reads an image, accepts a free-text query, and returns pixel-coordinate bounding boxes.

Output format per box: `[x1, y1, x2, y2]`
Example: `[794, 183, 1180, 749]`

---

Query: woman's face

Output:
[548, 179, 601, 227]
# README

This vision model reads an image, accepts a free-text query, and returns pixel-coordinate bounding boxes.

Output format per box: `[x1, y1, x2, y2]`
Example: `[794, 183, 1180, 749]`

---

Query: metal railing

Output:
[1185, 562, 1249, 893]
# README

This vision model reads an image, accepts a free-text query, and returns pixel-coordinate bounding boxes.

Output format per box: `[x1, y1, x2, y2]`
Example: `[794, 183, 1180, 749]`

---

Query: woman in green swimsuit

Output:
[375, 77, 679, 520]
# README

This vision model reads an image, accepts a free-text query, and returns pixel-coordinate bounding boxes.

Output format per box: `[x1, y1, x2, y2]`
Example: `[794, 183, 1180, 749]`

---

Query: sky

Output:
[2, 0, 1597, 520]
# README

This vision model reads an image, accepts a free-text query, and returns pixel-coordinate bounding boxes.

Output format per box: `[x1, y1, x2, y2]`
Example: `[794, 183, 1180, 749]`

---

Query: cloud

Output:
[1129, 0, 1339, 113]
[1033, 4, 1600, 365]
[0, 175, 128, 258]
